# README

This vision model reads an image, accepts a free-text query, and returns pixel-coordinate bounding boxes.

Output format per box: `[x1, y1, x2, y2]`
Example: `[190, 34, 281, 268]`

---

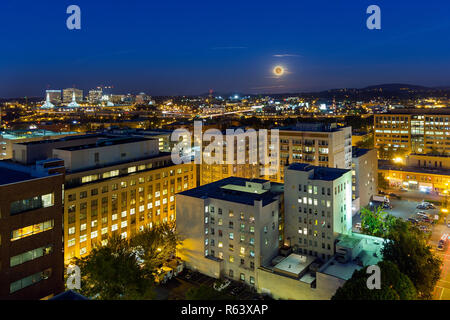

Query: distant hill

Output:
[361, 83, 432, 91]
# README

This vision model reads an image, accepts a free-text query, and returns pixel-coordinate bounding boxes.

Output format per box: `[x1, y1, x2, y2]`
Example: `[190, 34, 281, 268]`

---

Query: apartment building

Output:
[283, 163, 352, 262]
[176, 177, 283, 287]
[0, 160, 64, 300]
[374, 108, 450, 157]
[10, 134, 197, 264]
[352, 147, 378, 209]
[277, 123, 352, 182]
[199, 123, 352, 185]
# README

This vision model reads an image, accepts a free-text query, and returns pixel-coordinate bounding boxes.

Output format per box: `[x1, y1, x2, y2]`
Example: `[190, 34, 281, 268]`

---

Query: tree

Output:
[185, 285, 232, 300]
[382, 219, 442, 299]
[332, 261, 417, 300]
[360, 206, 396, 237]
[70, 235, 154, 300]
[131, 222, 181, 274]
[378, 172, 389, 190]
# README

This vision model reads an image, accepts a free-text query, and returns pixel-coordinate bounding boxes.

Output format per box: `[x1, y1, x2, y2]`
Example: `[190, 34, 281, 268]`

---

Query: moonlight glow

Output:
[273, 66, 284, 76]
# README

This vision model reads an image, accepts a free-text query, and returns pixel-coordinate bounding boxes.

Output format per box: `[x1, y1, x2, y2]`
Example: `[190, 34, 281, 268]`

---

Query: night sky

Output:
[0, 0, 449, 97]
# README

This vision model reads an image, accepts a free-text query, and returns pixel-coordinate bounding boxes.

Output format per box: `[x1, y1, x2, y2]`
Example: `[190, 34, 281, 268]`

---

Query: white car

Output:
[355, 223, 362, 229]
[213, 279, 231, 292]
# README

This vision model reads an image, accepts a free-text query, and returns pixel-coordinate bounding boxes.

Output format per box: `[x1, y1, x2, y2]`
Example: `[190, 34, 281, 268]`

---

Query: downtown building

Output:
[199, 122, 352, 185]
[283, 163, 353, 261]
[176, 177, 283, 287]
[8, 133, 197, 264]
[63, 88, 83, 104]
[176, 167, 384, 300]
[0, 159, 65, 300]
[374, 108, 450, 157]
[351, 147, 378, 210]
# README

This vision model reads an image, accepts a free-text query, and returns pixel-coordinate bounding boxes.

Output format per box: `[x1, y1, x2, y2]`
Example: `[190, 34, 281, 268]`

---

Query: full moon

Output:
[273, 66, 284, 76]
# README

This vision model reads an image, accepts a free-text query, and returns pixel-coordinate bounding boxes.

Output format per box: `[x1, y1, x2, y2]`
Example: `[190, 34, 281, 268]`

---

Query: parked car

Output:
[378, 190, 386, 195]
[388, 193, 400, 199]
[400, 187, 408, 191]
[213, 279, 231, 292]
[408, 217, 419, 224]
[355, 222, 362, 230]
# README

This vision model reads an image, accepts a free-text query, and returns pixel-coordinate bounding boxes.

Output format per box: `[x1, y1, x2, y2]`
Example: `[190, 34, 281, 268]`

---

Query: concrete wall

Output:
[256, 268, 337, 300]
[54, 139, 159, 171]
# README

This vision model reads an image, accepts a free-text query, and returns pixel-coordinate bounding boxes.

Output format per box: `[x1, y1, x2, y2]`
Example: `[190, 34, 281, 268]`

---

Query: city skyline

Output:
[0, 0, 449, 97]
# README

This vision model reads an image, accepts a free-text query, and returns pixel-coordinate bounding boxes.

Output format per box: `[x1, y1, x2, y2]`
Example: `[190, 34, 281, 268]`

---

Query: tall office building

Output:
[283, 163, 352, 262]
[88, 89, 103, 105]
[277, 123, 352, 181]
[176, 177, 283, 287]
[0, 160, 64, 300]
[374, 108, 450, 157]
[63, 88, 83, 104]
[46, 90, 62, 105]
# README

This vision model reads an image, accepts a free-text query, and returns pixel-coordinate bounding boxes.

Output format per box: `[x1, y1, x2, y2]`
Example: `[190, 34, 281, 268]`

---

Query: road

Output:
[432, 221, 450, 300]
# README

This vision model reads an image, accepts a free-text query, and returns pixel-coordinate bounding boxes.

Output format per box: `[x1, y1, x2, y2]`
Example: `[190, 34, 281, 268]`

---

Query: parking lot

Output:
[156, 269, 266, 300]
[353, 197, 441, 233]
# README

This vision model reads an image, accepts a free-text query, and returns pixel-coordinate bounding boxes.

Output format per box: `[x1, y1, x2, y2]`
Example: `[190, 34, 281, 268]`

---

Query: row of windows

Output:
[11, 220, 54, 242]
[10, 245, 53, 267]
[10, 268, 52, 294]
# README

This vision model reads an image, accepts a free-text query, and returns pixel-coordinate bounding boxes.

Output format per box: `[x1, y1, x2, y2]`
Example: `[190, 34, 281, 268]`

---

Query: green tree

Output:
[70, 235, 154, 300]
[185, 285, 232, 300]
[360, 206, 396, 237]
[332, 261, 417, 300]
[382, 219, 442, 299]
[131, 222, 181, 274]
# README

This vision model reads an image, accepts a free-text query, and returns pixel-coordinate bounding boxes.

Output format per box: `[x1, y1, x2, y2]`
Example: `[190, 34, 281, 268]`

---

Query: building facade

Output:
[0, 162, 64, 300]
[352, 147, 378, 208]
[176, 177, 283, 287]
[374, 109, 450, 157]
[283, 163, 352, 262]
[63, 88, 83, 104]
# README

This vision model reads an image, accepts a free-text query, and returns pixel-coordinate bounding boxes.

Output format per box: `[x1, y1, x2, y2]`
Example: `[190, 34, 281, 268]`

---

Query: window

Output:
[229, 232, 234, 240]
[10, 193, 54, 215]
[240, 273, 245, 281]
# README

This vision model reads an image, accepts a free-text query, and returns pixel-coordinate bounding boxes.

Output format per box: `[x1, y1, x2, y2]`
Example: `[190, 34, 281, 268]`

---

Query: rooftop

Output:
[287, 163, 350, 181]
[379, 159, 450, 176]
[382, 108, 450, 115]
[272, 254, 316, 279]
[178, 177, 283, 206]
[54, 137, 149, 151]
[0, 129, 77, 140]
[352, 147, 372, 158]
[277, 122, 347, 133]
[0, 167, 34, 185]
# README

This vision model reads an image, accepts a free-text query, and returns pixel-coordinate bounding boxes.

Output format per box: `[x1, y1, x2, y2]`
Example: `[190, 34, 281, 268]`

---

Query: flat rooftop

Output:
[379, 159, 450, 176]
[15, 133, 101, 145]
[1, 130, 77, 140]
[277, 122, 347, 133]
[273, 254, 316, 278]
[382, 108, 450, 115]
[54, 137, 149, 151]
[287, 163, 350, 181]
[0, 167, 34, 185]
[352, 147, 372, 158]
[319, 259, 362, 281]
[178, 177, 283, 206]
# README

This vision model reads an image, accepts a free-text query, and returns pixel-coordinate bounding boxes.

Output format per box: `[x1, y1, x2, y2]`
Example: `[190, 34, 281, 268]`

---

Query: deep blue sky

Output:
[0, 0, 449, 97]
